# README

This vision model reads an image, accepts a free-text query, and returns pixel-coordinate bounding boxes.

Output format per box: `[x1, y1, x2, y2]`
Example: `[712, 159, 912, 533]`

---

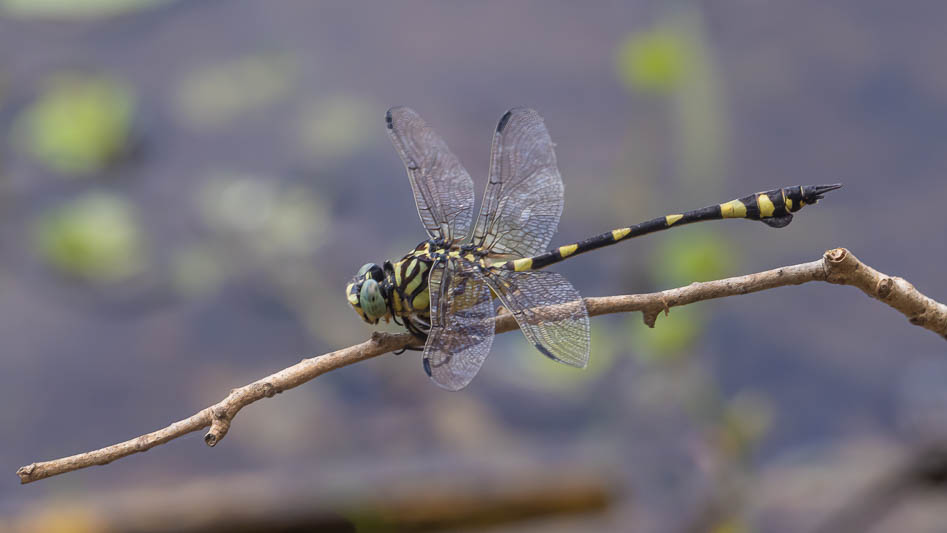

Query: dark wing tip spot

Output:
[497, 110, 514, 133]
[422, 357, 432, 377]
[385, 109, 394, 129]
[534, 343, 555, 360]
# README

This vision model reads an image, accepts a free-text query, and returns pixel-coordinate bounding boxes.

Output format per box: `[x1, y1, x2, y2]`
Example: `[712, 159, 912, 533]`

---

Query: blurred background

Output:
[1, 1, 946, 532]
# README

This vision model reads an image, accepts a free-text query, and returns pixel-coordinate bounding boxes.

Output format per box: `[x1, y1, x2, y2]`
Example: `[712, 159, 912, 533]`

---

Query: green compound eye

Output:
[359, 279, 387, 320]
[357, 262, 384, 282]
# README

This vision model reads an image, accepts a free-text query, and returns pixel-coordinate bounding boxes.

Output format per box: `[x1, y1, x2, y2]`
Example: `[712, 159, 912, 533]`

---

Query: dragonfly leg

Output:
[394, 345, 423, 354]
[405, 319, 429, 339]
[391, 314, 428, 356]
[394, 320, 427, 354]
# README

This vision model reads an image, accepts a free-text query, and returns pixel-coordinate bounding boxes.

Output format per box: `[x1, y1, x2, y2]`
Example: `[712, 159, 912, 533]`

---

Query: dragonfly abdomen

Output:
[497, 184, 842, 272]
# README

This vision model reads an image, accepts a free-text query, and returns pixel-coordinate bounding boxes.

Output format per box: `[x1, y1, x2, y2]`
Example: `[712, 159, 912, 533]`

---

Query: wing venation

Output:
[484, 269, 590, 368]
[473, 108, 564, 257]
[387, 107, 475, 241]
[423, 261, 495, 390]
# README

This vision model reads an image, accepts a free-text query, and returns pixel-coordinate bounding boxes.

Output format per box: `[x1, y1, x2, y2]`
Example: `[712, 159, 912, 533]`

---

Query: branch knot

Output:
[877, 277, 894, 299]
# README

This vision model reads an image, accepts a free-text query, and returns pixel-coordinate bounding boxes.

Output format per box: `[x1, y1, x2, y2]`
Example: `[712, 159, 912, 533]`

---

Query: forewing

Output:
[484, 270, 589, 368]
[473, 108, 564, 258]
[386, 107, 475, 241]
[423, 261, 495, 391]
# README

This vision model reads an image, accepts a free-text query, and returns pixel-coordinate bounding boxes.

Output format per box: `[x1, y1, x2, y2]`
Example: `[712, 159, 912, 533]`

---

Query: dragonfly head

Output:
[786, 184, 843, 212]
[346, 262, 389, 324]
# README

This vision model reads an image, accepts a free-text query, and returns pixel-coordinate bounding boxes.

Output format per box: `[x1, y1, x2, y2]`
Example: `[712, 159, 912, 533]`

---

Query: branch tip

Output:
[825, 247, 847, 263]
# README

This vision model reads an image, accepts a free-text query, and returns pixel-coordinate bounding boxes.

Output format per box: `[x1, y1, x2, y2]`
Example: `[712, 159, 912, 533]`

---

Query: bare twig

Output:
[16, 248, 947, 484]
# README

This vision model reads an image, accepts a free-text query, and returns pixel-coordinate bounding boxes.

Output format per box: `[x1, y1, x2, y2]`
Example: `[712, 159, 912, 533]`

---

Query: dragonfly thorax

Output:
[345, 240, 493, 337]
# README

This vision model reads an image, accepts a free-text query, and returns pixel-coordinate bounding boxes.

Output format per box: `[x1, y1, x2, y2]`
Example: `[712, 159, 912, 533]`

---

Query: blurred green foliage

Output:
[629, 229, 736, 361]
[616, 10, 728, 198]
[616, 19, 762, 522]
[710, 520, 750, 533]
[507, 322, 618, 391]
[197, 173, 328, 258]
[716, 392, 773, 460]
[33, 192, 145, 283]
[629, 305, 702, 362]
[650, 228, 737, 287]
[616, 26, 693, 94]
[170, 246, 223, 296]
[0, 0, 167, 19]
[13, 73, 135, 176]
[176, 54, 297, 129]
[614, 8, 733, 363]
[297, 95, 375, 161]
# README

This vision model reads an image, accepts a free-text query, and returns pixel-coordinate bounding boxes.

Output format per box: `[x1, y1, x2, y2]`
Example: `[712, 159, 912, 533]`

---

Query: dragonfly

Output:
[346, 106, 841, 390]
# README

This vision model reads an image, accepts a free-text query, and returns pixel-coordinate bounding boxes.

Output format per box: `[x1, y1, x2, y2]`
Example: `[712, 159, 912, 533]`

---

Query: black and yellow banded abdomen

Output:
[499, 184, 841, 272]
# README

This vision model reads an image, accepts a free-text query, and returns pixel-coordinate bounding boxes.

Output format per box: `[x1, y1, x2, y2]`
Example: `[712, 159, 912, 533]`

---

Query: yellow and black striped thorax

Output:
[345, 241, 490, 326]
[388, 242, 437, 318]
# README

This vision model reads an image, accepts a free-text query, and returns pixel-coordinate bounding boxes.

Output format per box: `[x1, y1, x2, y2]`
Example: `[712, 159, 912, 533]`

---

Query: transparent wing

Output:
[472, 108, 564, 258]
[423, 261, 495, 391]
[386, 106, 475, 241]
[484, 269, 589, 368]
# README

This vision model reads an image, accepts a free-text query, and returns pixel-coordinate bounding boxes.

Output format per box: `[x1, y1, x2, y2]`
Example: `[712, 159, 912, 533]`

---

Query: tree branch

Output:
[16, 248, 947, 484]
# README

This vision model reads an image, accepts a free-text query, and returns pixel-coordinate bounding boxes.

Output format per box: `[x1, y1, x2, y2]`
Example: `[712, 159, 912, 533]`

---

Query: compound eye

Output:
[359, 279, 387, 320]
[356, 262, 384, 282]
[356, 263, 375, 278]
